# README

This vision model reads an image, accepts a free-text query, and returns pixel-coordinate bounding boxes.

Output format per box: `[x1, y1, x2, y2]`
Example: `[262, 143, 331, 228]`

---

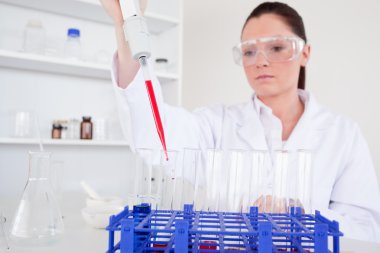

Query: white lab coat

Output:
[111, 55, 380, 242]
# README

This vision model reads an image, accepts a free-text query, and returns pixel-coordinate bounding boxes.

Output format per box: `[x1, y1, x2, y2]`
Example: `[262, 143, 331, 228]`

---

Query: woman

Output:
[100, 1, 380, 242]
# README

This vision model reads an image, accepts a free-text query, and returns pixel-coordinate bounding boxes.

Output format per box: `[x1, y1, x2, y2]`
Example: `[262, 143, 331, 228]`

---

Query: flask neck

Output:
[28, 151, 51, 180]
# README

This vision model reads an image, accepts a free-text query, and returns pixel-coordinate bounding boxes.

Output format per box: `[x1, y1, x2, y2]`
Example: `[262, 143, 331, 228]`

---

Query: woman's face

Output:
[241, 14, 310, 98]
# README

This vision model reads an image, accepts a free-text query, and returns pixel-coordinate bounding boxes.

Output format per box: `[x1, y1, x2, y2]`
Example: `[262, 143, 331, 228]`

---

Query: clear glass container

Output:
[295, 150, 313, 213]
[23, 19, 46, 54]
[248, 150, 270, 213]
[204, 149, 226, 212]
[0, 213, 10, 252]
[271, 150, 290, 213]
[159, 150, 180, 210]
[64, 28, 81, 60]
[181, 148, 202, 210]
[68, 118, 80, 139]
[154, 58, 168, 72]
[10, 151, 64, 246]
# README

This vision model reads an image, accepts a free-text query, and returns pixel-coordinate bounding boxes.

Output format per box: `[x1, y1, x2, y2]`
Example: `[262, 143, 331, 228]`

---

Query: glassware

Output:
[271, 150, 290, 213]
[93, 118, 107, 140]
[204, 149, 226, 212]
[23, 19, 46, 55]
[135, 149, 153, 200]
[80, 116, 93, 140]
[154, 58, 169, 72]
[181, 148, 203, 210]
[134, 149, 162, 209]
[64, 28, 81, 60]
[226, 150, 252, 212]
[295, 150, 313, 213]
[68, 118, 80, 139]
[10, 151, 64, 246]
[13, 111, 32, 138]
[51, 122, 62, 139]
[159, 150, 180, 210]
[248, 150, 270, 212]
[0, 213, 10, 252]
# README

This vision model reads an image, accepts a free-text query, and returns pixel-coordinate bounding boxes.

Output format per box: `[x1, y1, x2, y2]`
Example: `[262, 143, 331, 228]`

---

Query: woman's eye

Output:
[271, 46, 284, 52]
[243, 50, 254, 57]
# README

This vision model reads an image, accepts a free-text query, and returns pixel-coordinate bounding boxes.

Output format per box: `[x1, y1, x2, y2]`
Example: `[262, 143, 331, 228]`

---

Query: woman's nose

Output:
[253, 50, 269, 67]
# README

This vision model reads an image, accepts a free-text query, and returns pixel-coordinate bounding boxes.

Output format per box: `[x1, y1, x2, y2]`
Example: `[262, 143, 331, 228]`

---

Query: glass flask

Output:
[10, 151, 64, 246]
[0, 213, 10, 252]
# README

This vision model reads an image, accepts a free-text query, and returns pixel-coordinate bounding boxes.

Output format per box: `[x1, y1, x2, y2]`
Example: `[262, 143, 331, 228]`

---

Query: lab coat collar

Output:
[236, 89, 332, 151]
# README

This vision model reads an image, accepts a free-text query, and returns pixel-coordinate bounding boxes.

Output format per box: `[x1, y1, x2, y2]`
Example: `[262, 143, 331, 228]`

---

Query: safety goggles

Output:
[232, 36, 305, 66]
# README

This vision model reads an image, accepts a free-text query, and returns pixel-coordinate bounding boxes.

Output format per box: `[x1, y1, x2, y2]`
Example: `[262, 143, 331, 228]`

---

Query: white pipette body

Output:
[119, 0, 151, 60]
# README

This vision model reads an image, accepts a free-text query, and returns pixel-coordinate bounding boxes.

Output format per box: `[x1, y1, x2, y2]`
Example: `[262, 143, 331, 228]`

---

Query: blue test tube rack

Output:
[106, 204, 343, 253]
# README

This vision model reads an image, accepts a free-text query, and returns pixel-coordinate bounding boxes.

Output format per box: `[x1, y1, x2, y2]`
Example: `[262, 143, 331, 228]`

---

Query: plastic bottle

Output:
[64, 28, 81, 60]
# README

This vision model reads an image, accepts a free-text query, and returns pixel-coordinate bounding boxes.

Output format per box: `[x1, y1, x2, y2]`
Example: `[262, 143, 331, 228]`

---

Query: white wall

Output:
[182, 0, 380, 184]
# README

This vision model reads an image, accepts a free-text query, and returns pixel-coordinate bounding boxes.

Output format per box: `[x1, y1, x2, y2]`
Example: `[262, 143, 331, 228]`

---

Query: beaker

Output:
[10, 151, 64, 246]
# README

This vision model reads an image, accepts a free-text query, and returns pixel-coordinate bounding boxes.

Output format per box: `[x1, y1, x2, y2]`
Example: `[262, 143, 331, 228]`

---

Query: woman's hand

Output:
[99, 0, 124, 27]
[254, 195, 305, 213]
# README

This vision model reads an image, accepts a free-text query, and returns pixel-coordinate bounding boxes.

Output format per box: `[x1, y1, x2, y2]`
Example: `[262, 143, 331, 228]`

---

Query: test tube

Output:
[181, 148, 203, 210]
[204, 149, 224, 212]
[159, 150, 180, 210]
[271, 150, 290, 213]
[296, 150, 313, 213]
[248, 150, 269, 213]
[226, 150, 251, 212]
[135, 149, 154, 203]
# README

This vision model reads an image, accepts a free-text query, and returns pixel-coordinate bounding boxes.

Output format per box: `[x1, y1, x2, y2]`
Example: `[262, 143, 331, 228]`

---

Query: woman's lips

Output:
[256, 74, 274, 80]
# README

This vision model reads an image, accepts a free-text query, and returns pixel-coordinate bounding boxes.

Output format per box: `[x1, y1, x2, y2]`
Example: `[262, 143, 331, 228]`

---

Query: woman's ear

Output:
[301, 44, 311, 67]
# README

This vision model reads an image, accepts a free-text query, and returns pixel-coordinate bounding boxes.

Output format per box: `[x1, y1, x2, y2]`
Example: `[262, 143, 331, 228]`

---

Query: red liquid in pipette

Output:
[144, 79, 169, 161]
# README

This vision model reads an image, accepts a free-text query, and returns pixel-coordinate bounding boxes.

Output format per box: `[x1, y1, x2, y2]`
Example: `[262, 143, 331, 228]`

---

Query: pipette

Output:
[139, 57, 169, 160]
[120, 0, 169, 160]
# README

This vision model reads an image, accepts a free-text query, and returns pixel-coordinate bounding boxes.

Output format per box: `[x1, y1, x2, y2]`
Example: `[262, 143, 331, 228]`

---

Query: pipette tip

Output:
[164, 150, 169, 161]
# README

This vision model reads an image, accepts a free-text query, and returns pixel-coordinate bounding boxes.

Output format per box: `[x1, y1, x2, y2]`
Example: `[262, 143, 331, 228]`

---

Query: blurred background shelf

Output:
[0, 137, 129, 147]
[0, 49, 179, 83]
[0, 0, 179, 34]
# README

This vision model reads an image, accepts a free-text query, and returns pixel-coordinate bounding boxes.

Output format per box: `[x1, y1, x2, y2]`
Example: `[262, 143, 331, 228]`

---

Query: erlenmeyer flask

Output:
[0, 213, 10, 252]
[10, 151, 64, 246]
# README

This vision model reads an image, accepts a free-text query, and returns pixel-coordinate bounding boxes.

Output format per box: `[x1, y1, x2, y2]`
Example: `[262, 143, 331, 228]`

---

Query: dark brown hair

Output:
[243, 2, 307, 90]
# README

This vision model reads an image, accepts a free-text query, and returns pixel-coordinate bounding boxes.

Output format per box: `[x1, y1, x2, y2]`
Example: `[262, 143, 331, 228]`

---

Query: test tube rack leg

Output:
[106, 204, 343, 253]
